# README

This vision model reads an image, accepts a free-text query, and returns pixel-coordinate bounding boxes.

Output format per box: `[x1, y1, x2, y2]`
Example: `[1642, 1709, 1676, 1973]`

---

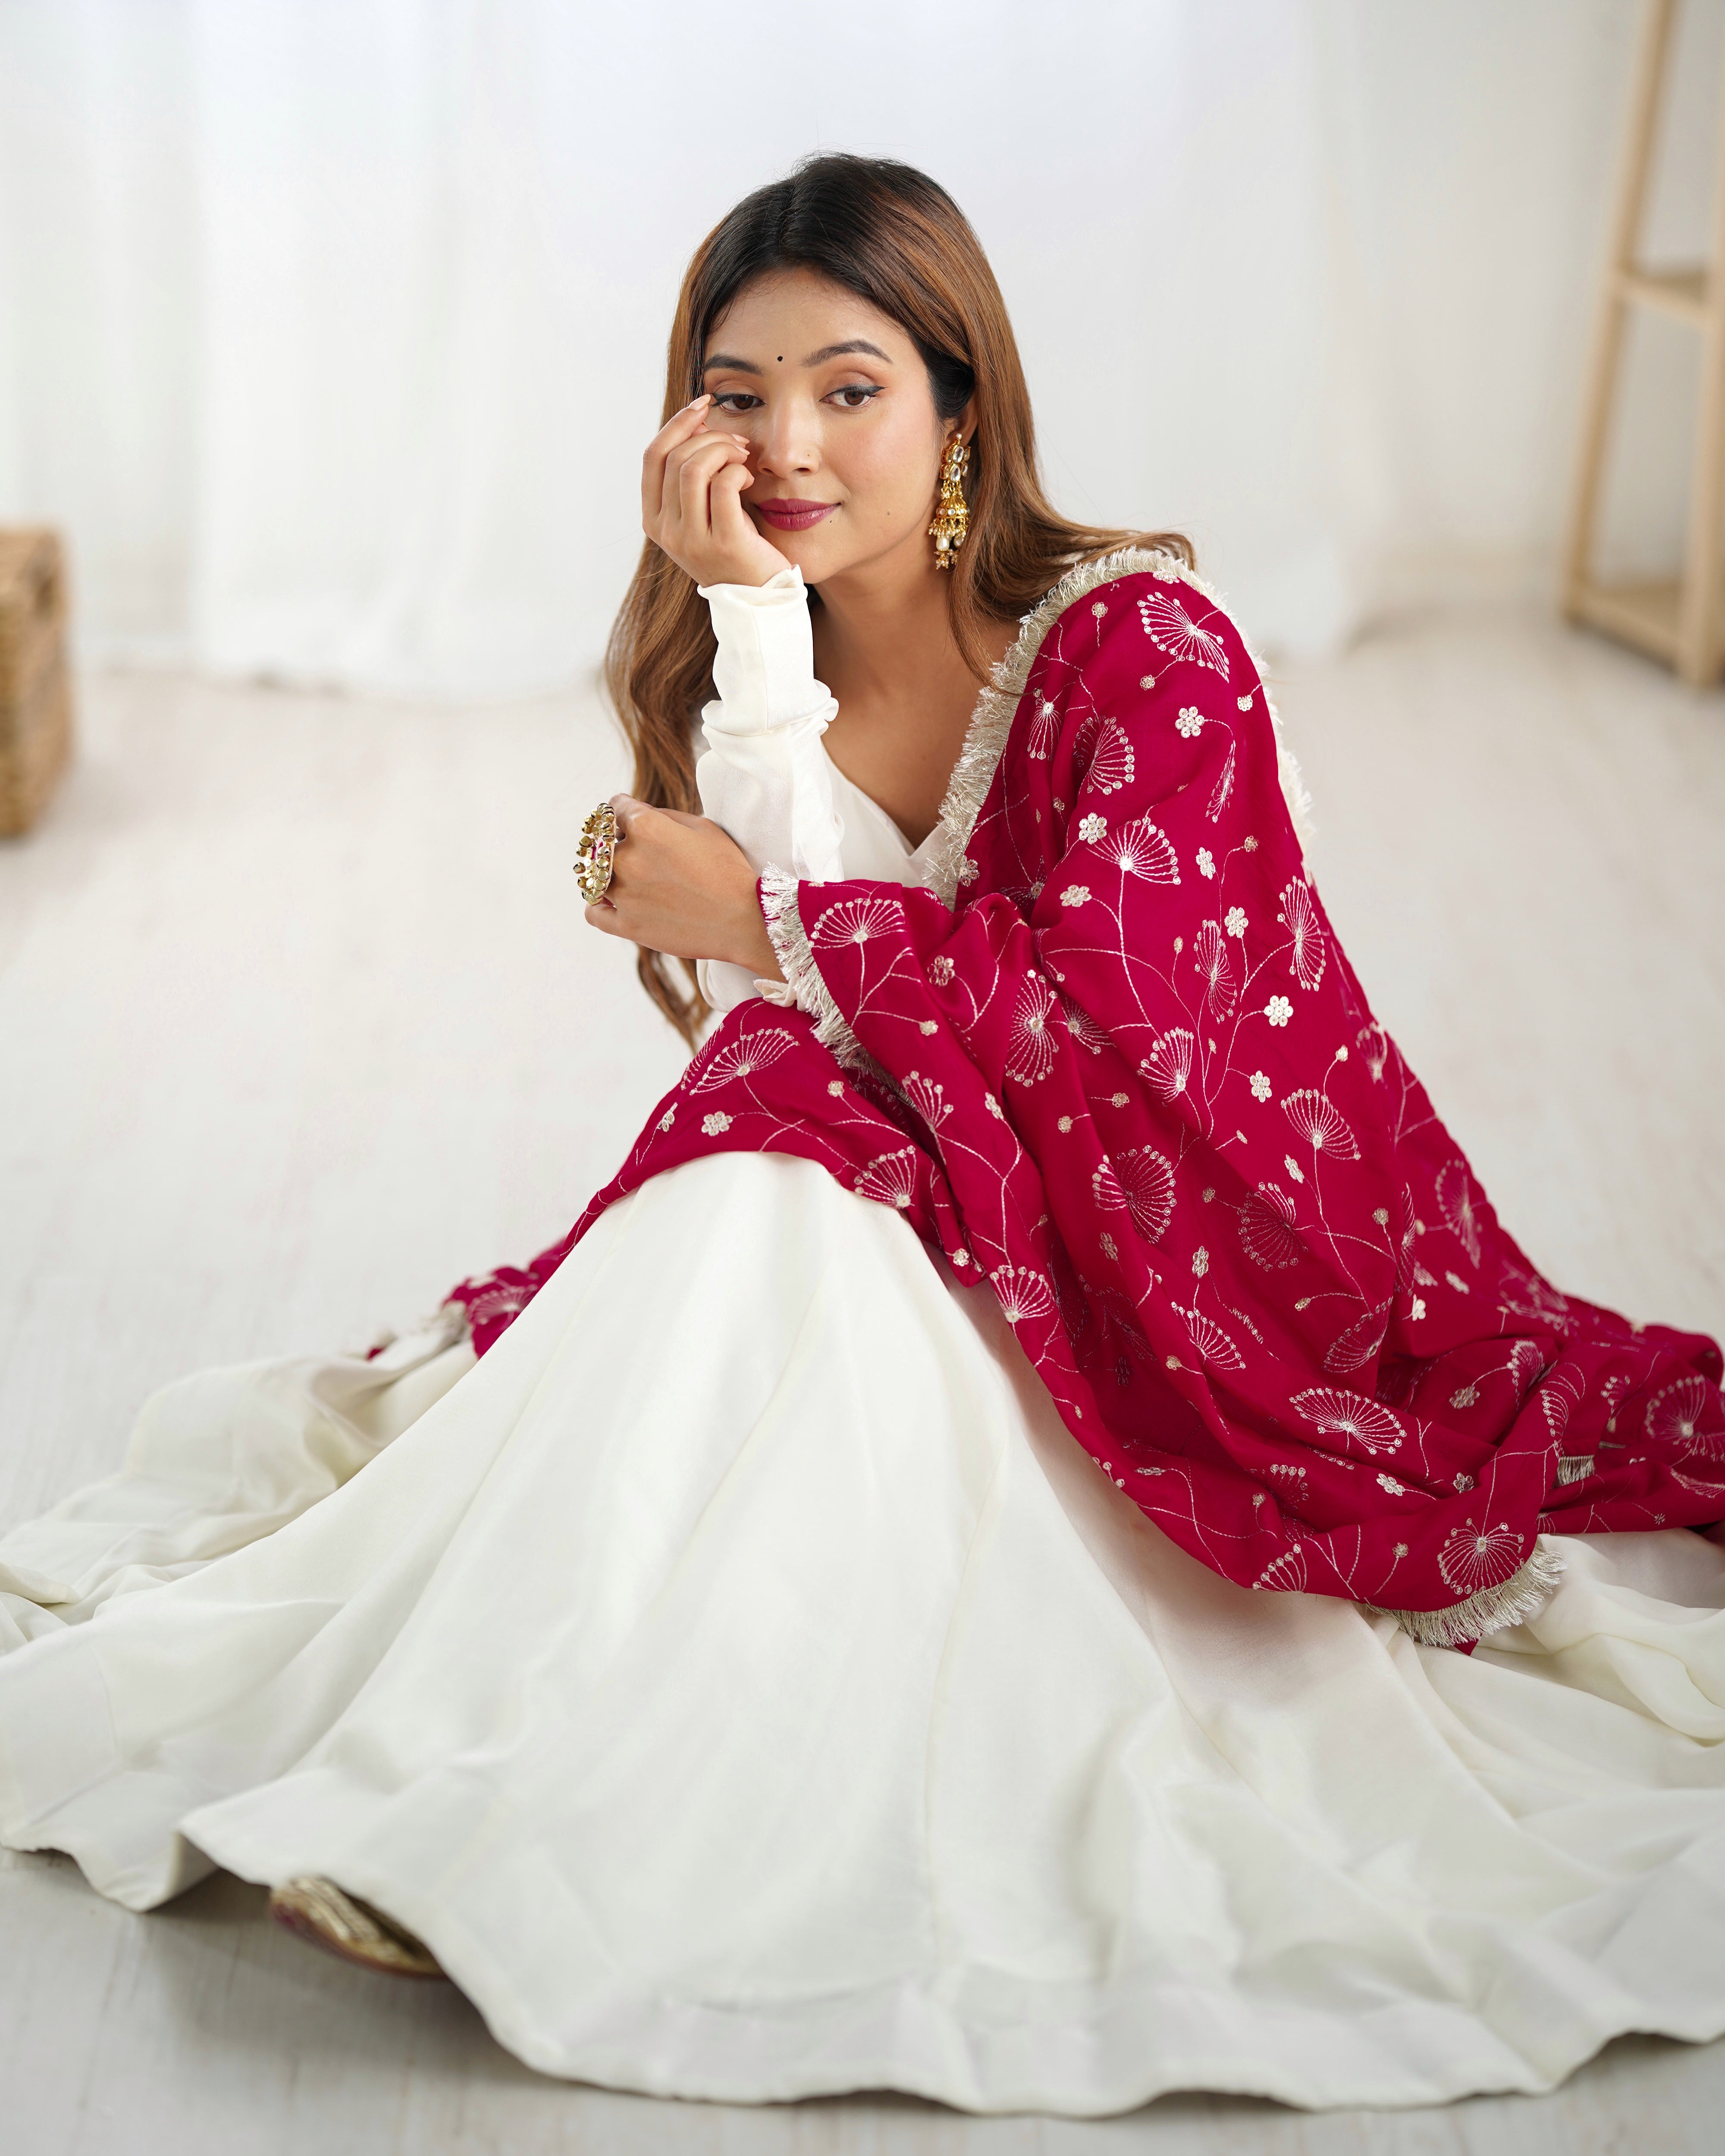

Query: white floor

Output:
[1, 601, 1723, 2154]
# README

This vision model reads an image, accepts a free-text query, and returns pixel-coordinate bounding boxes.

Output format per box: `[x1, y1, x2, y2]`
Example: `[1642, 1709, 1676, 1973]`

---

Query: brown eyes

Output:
[709, 385, 882, 415]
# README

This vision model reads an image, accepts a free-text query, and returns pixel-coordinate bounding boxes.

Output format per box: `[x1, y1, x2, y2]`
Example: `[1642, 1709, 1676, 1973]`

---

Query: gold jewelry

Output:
[929, 435, 970, 570]
[573, 800, 621, 903]
[268, 1876, 446, 1981]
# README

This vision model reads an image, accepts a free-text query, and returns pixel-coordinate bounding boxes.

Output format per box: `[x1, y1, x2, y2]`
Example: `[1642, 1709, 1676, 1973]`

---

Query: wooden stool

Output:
[0, 527, 74, 836]
[1564, 0, 1725, 686]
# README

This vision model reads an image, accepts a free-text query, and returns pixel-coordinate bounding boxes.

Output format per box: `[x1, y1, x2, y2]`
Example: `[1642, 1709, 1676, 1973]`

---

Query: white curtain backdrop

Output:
[0, 0, 1714, 697]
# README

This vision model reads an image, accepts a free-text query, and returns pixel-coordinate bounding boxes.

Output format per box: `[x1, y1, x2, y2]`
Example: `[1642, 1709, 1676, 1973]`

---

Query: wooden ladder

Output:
[1565, 0, 1725, 686]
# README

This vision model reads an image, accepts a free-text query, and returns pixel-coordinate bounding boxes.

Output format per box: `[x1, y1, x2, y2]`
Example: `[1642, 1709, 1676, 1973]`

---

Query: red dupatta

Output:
[448, 551, 1725, 1646]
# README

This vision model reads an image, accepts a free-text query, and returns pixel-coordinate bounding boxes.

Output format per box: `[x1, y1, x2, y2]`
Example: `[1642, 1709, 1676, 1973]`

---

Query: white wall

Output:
[0, 0, 1706, 697]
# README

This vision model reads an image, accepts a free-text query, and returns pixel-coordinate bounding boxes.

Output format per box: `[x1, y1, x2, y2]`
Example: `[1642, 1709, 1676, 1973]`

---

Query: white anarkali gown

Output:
[2, 573, 1723, 2117]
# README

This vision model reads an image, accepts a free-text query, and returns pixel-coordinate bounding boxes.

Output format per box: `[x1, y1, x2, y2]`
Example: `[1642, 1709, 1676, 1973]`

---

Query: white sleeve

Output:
[693, 565, 846, 1014]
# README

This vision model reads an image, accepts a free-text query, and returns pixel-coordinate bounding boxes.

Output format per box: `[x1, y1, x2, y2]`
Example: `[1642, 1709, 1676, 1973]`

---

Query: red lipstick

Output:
[754, 498, 838, 532]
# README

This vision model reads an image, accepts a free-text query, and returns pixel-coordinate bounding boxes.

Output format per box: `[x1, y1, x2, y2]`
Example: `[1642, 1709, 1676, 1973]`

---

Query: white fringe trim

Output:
[759, 866, 868, 1070]
[923, 545, 1315, 908]
[1371, 1537, 1566, 1649]
[359, 1298, 472, 1363]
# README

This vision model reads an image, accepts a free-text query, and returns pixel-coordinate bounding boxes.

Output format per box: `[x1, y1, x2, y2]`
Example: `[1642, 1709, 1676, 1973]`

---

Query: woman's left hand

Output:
[584, 796, 782, 979]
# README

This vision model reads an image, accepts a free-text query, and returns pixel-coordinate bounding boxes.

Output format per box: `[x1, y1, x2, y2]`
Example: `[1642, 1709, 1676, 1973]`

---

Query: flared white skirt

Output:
[2, 1153, 1723, 2115]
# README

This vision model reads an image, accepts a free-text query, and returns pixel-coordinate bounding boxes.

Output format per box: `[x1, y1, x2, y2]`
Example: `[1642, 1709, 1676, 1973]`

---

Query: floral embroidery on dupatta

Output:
[447, 554, 1725, 1648]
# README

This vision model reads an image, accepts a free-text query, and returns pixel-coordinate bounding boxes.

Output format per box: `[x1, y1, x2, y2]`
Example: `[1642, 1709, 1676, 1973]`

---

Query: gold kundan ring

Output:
[574, 800, 621, 904]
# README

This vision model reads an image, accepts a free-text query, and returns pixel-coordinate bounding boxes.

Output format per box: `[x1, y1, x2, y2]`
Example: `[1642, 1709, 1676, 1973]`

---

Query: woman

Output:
[2, 155, 1723, 2117]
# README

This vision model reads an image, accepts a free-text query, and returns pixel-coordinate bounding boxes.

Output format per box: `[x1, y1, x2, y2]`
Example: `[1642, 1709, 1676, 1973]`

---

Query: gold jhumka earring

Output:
[929, 435, 970, 569]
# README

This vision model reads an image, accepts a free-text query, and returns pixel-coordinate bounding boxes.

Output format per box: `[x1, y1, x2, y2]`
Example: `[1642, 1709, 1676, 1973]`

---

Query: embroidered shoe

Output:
[268, 1875, 446, 1980]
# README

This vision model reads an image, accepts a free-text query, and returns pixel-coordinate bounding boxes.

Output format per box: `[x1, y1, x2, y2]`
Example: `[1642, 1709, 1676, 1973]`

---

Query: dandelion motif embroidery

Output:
[1265, 995, 1293, 1027]
[1356, 1022, 1390, 1081]
[1207, 742, 1237, 822]
[989, 1264, 1057, 1322]
[1538, 1366, 1584, 1438]
[1027, 696, 1060, 760]
[1280, 1089, 1361, 1159]
[1074, 715, 1135, 796]
[1194, 921, 1237, 1018]
[811, 897, 899, 949]
[855, 1147, 921, 1209]
[1174, 1304, 1246, 1371]
[1005, 975, 1059, 1085]
[1104, 817, 1179, 883]
[1497, 1264, 1568, 1328]
[1250, 1071, 1272, 1101]
[1176, 705, 1204, 738]
[1061, 995, 1110, 1056]
[1324, 1301, 1392, 1376]
[690, 1028, 797, 1092]
[1290, 1386, 1404, 1455]
[1197, 848, 1216, 879]
[1645, 1374, 1725, 1456]
[1255, 1544, 1308, 1592]
[1140, 1027, 1195, 1102]
[901, 1071, 952, 1130]
[1437, 1520, 1525, 1597]
[1137, 590, 1229, 675]
[1116, 1146, 1176, 1241]
[701, 1111, 732, 1135]
[1060, 884, 1091, 908]
[1277, 877, 1327, 991]
[1238, 1184, 1304, 1271]
[1436, 1159, 1483, 1267]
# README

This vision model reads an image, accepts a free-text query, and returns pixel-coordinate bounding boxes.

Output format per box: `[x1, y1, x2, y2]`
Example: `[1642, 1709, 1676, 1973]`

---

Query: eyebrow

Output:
[804, 339, 893, 366]
[701, 338, 894, 375]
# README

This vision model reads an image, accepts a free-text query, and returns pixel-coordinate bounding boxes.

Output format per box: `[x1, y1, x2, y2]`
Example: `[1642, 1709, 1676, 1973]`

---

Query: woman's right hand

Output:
[641, 396, 790, 589]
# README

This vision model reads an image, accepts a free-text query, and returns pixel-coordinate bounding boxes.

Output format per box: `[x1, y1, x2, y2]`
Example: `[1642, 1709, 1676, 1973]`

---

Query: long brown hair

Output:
[605, 153, 1192, 1046]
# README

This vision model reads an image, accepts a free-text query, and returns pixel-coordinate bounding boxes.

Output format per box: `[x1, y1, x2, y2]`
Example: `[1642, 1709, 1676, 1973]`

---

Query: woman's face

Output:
[701, 268, 953, 588]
